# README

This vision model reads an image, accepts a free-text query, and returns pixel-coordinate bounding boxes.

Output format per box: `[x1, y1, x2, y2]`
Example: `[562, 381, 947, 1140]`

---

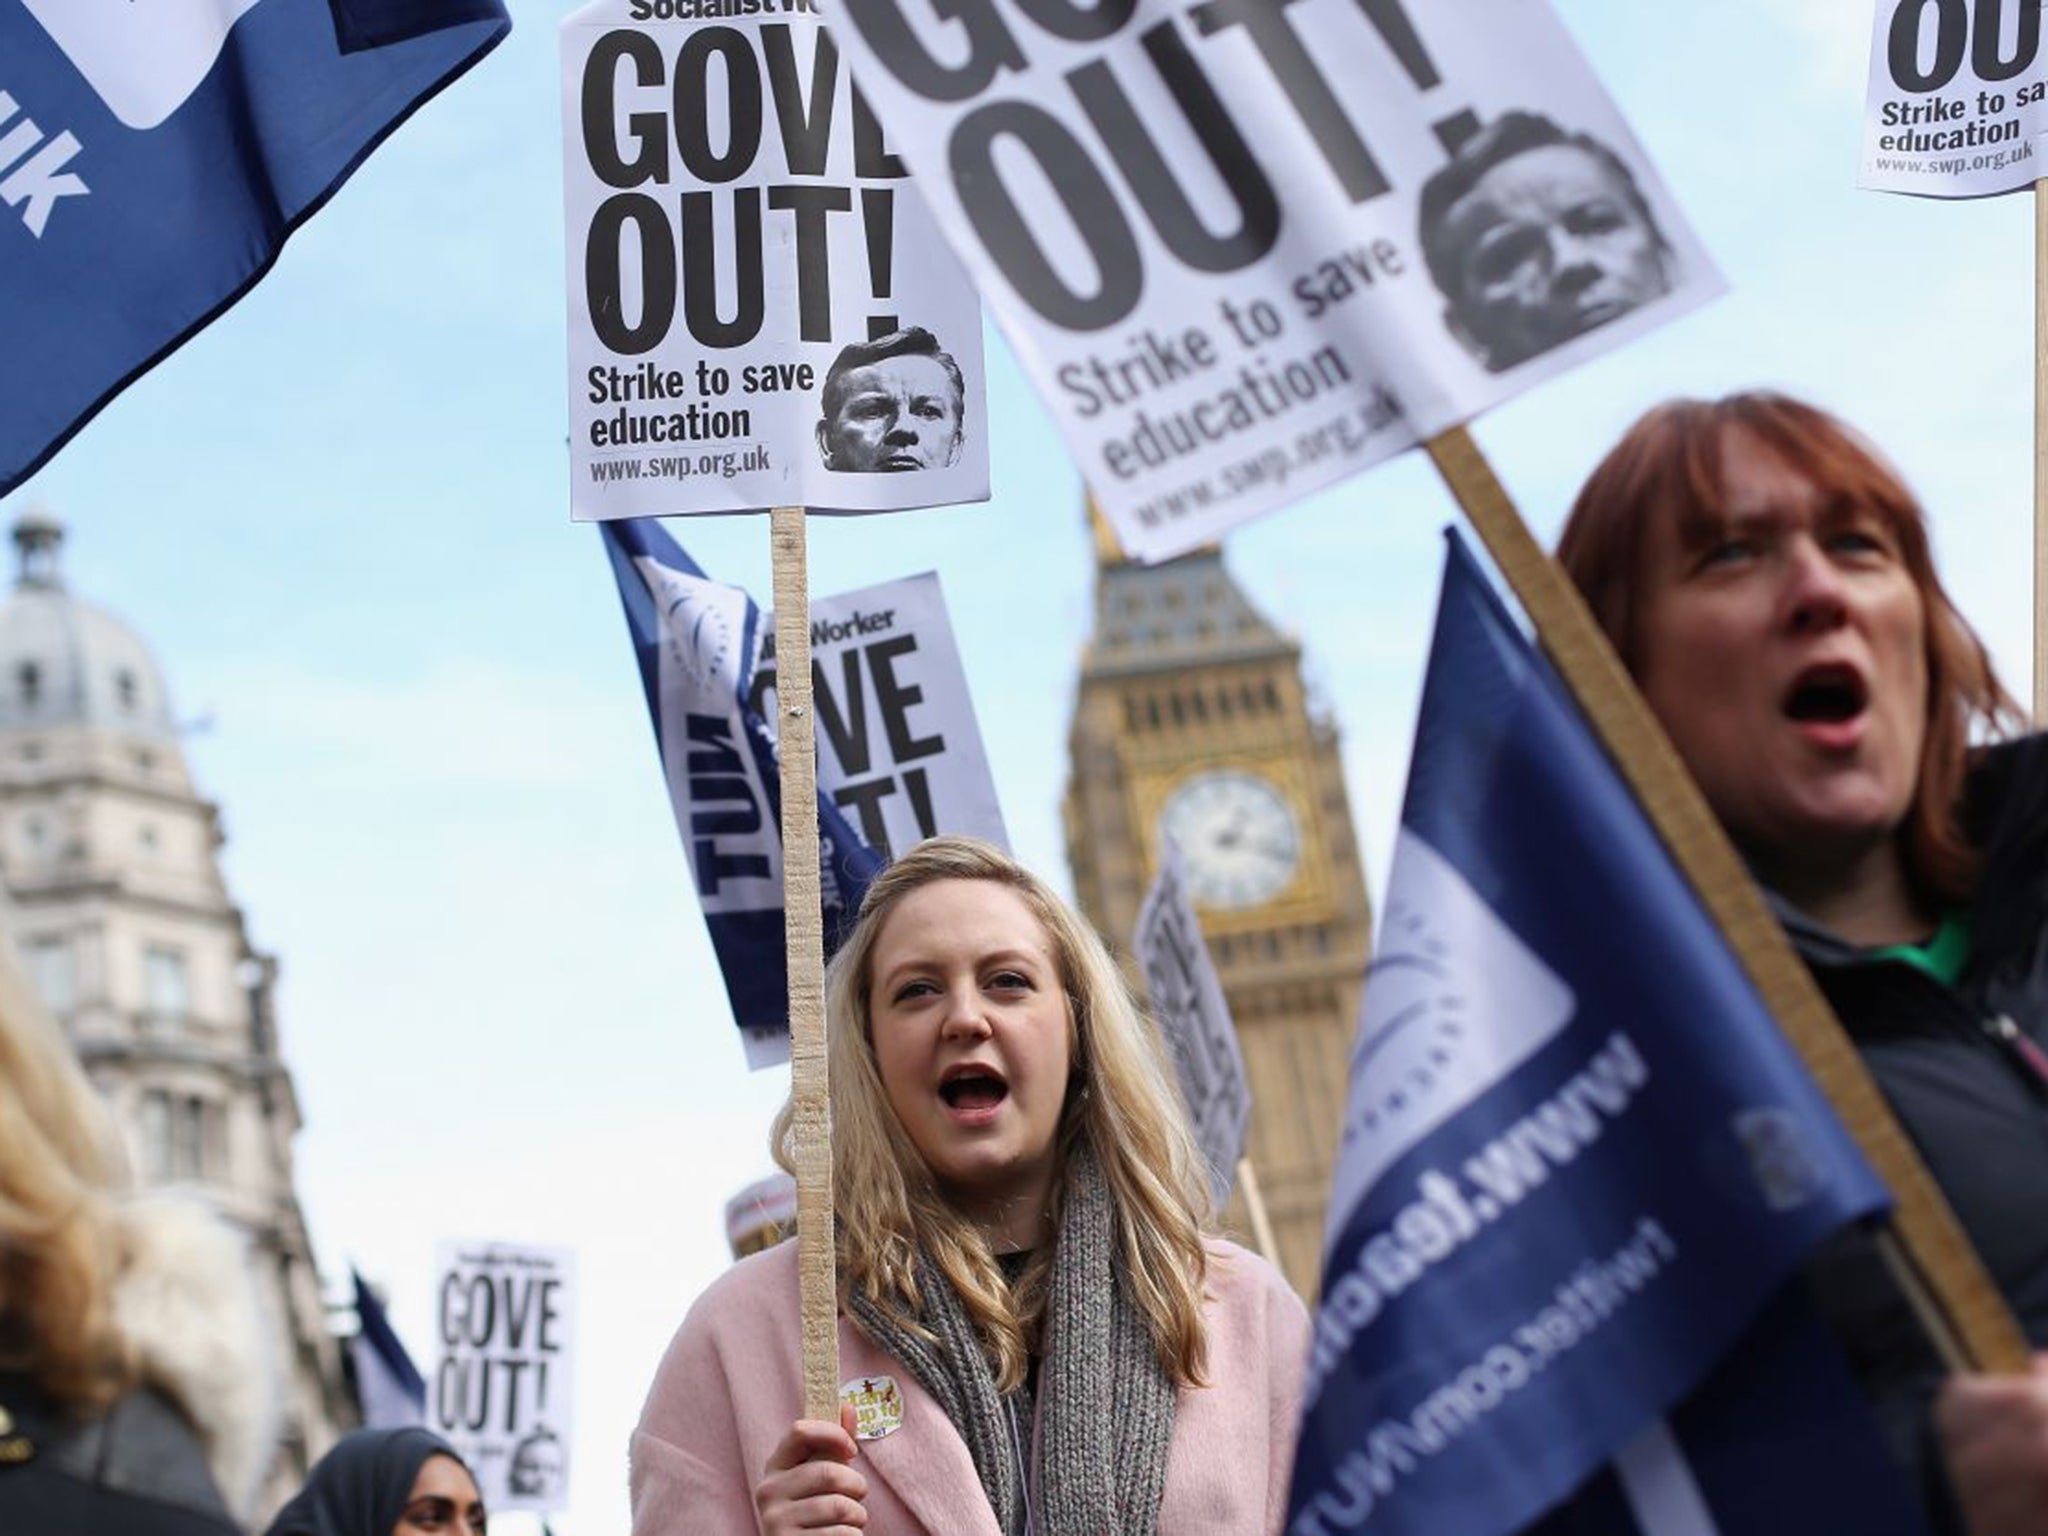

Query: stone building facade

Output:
[0, 513, 351, 1503]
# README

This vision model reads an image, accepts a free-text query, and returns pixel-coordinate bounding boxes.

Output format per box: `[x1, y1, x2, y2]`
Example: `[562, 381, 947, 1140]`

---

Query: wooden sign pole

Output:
[2035, 179, 2047, 724]
[1236, 1156, 1283, 1270]
[770, 504, 839, 1421]
[1424, 427, 2029, 1375]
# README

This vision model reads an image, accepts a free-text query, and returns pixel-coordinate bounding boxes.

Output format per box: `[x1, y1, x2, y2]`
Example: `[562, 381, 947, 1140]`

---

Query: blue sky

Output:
[4, 0, 2036, 1529]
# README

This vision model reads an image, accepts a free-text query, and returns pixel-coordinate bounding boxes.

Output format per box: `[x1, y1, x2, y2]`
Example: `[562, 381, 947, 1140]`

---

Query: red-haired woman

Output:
[1558, 392, 2046, 1534]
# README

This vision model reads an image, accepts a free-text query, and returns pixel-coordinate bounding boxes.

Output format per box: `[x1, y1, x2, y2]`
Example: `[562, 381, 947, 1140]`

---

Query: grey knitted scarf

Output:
[846, 1145, 1177, 1535]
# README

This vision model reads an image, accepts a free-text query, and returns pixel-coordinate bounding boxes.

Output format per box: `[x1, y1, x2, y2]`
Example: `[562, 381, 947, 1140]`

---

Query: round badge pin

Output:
[839, 1375, 904, 1441]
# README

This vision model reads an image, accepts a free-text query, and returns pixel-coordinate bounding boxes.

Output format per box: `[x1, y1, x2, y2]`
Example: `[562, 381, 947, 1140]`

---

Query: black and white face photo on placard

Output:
[815, 325, 966, 473]
[1418, 111, 1678, 373]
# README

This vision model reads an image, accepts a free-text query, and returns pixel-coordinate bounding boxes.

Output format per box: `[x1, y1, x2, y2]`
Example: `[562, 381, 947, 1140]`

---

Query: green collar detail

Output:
[1870, 910, 1973, 988]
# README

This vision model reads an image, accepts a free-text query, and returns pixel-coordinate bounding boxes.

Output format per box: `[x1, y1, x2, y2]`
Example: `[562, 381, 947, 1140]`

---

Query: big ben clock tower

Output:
[1063, 511, 1372, 1296]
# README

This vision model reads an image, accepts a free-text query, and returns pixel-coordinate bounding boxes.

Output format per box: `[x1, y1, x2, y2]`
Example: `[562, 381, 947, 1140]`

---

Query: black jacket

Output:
[0, 1375, 241, 1536]
[1794, 734, 2048, 1527]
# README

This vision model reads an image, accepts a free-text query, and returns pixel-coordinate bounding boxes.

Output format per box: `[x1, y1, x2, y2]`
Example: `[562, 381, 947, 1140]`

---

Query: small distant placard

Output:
[1136, 844, 1250, 1208]
[430, 1241, 576, 1515]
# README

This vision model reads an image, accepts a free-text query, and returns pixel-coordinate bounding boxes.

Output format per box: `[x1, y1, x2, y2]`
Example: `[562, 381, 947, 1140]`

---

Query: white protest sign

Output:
[1136, 844, 1249, 1208]
[1858, 0, 2044, 198]
[825, 0, 1719, 562]
[562, 1, 989, 517]
[760, 570, 1009, 859]
[431, 1242, 576, 1515]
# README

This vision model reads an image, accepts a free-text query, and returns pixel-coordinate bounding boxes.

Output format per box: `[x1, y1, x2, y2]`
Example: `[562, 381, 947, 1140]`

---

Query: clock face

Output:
[1158, 769, 1301, 911]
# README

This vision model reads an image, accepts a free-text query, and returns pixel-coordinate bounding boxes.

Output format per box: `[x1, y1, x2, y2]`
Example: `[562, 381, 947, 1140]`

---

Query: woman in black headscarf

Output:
[264, 1427, 485, 1536]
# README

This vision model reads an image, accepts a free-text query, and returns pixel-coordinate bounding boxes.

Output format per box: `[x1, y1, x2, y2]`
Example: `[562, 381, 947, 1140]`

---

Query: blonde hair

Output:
[0, 978, 136, 1407]
[774, 837, 1213, 1392]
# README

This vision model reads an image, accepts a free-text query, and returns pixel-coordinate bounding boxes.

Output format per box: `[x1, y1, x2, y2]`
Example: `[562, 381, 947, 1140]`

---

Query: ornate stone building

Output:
[0, 513, 351, 1499]
[1063, 516, 1372, 1296]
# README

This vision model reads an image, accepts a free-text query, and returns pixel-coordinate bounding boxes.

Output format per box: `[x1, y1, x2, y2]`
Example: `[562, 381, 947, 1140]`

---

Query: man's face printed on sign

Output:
[815, 329, 966, 473]
[817, 354, 963, 472]
[1421, 117, 1676, 374]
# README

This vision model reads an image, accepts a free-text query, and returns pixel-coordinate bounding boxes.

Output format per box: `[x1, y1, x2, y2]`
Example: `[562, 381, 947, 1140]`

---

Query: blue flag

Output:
[350, 1267, 425, 1429]
[0, 0, 509, 493]
[1528, 1285, 1925, 1535]
[1289, 535, 1903, 1536]
[601, 517, 884, 1068]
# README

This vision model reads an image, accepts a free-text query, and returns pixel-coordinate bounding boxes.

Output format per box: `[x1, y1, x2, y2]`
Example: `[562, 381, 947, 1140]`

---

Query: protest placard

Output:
[825, 0, 1719, 561]
[602, 521, 1009, 1062]
[601, 517, 882, 1067]
[760, 571, 1009, 861]
[1134, 844, 1249, 1210]
[561, 0, 990, 518]
[1859, 0, 2044, 198]
[431, 1241, 576, 1515]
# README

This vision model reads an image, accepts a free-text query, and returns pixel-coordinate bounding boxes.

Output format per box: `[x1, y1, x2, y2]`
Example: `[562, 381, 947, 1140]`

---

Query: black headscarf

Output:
[263, 1427, 472, 1536]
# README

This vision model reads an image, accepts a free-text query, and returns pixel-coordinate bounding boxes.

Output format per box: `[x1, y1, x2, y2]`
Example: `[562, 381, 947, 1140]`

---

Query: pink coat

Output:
[631, 1236, 1310, 1535]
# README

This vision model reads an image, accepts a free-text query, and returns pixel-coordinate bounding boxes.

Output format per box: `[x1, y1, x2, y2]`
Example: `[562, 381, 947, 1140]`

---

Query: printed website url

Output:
[588, 445, 771, 483]
[1872, 136, 2033, 177]
[1125, 390, 1402, 530]
[1290, 1215, 1678, 1535]
[1305, 1030, 1651, 1404]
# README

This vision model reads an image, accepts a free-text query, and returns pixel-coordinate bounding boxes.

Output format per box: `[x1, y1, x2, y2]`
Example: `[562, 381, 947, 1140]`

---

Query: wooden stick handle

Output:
[1424, 427, 2030, 1374]
[1236, 1156, 1283, 1270]
[771, 505, 839, 1421]
[2035, 178, 2047, 725]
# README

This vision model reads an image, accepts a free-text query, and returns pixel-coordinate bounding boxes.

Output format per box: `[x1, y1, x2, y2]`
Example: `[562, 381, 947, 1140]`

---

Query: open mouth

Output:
[877, 455, 923, 472]
[1783, 664, 1868, 725]
[939, 1065, 1009, 1111]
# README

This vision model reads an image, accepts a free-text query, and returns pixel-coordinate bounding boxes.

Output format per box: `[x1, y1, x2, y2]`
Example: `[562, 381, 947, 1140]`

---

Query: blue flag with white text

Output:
[0, 0, 509, 493]
[601, 517, 884, 1068]
[1288, 535, 1906, 1536]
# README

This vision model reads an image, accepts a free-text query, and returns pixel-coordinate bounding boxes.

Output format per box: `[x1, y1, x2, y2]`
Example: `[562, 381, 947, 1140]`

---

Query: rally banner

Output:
[431, 1241, 576, 1516]
[1859, 0, 2044, 198]
[759, 571, 1010, 861]
[0, 0, 509, 495]
[601, 516, 884, 1067]
[825, 0, 1719, 562]
[562, 0, 989, 518]
[1135, 843, 1249, 1209]
[1288, 536, 1892, 1536]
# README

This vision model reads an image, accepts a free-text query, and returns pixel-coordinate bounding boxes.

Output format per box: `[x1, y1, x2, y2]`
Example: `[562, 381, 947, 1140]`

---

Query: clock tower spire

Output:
[1063, 506, 1371, 1294]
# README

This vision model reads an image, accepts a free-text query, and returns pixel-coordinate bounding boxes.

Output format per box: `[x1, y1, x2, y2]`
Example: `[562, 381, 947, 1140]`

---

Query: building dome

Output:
[0, 513, 177, 741]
